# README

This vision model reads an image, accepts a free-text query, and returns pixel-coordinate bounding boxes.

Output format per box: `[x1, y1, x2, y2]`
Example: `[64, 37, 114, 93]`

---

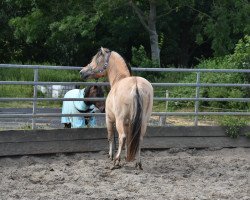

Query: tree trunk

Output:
[130, 0, 160, 65]
[148, 0, 160, 65]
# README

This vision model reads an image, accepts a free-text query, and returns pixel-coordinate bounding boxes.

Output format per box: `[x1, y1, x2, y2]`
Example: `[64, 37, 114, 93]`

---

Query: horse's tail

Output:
[126, 84, 143, 162]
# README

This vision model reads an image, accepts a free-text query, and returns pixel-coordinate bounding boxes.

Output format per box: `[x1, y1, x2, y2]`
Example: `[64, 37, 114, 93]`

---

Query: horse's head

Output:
[80, 47, 111, 80]
[85, 85, 105, 113]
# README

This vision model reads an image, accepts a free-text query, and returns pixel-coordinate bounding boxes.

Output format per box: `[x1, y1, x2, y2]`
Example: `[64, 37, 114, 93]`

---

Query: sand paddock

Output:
[0, 148, 249, 200]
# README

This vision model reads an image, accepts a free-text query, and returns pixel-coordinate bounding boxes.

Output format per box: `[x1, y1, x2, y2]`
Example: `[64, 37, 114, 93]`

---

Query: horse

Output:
[61, 85, 105, 128]
[80, 47, 153, 169]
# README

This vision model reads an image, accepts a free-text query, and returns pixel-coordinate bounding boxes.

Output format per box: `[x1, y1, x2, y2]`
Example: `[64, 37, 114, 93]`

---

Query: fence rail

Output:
[1, 112, 249, 119]
[1, 81, 250, 88]
[0, 64, 249, 129]
[0, 97, 249, 102]
[1, 63, 250, 72]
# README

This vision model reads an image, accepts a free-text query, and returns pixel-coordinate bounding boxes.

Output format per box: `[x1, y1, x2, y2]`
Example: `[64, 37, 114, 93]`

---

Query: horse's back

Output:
[114, 76, 153, 94]
[106, 76, 153, 121]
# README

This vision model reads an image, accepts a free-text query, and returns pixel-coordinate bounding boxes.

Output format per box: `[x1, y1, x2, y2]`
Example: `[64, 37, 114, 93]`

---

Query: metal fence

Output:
[0, 64, 249, 129]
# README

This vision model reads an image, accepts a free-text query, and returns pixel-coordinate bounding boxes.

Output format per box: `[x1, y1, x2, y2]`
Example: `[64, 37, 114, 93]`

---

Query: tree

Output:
[7, 0, 101, 65]
[130, 0, 160, 64]
[202, 0, 250, 56]
[1, 0, 249, 68]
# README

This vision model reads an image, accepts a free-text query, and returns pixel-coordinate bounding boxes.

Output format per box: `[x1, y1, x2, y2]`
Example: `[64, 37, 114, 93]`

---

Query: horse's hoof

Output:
[110, 164, 121, 170]
[108, 154, 113, 161]
[113, 157, 121, 165]
[135, 162, 143, 170]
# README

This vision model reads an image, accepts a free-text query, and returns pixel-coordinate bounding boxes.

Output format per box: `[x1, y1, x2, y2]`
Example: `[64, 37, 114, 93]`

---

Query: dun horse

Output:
[80, 48, 153, 169]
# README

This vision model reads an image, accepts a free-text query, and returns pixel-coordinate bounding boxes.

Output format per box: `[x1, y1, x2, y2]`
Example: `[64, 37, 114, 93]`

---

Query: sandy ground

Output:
[0, 148, 249, 200]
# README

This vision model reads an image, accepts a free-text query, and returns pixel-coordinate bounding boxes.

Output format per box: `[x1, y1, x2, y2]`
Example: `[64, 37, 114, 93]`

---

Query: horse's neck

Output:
[108, 70, 128, 87]
[107, 53, 130, 87]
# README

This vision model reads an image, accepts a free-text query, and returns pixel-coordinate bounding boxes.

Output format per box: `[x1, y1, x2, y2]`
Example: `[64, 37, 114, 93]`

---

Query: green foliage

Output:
[39, 69, 80, 82]
[0, 62, 80, 100]
[131, 45, 162, 82]
[3, 0, 101, 65]
[0, 68, 80, 82]
[202, 0, 250, 56]
[229, 35, 250, 84]
[245, 132, 250, 138]
[231, 35, 250, 64]
[0, 85, 33, 98]
[1, 0, 249, 67]
[219, 116, 247, 138]
[169, 36, 250, 111]
[9, 9, 47, 44]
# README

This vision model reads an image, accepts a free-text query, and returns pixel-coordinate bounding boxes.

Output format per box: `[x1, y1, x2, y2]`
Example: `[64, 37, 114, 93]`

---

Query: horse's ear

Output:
[101, 47, 106, 55]
[84, 86, 91, 97]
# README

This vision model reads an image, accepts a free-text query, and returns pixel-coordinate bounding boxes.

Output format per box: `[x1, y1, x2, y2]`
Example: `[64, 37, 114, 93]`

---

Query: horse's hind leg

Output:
[135, 143, 143, 170]
[114, 120, 126, 166]
[106, 117, 114, 160]
[135, 124, 147, 170]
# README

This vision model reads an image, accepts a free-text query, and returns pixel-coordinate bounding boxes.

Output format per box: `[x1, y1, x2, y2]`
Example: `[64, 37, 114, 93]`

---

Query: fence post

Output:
[32, 68, 38, 129]
[194, 72, 200, 126]
[159, 90, 169, 126]
[166, 90, 169, 112]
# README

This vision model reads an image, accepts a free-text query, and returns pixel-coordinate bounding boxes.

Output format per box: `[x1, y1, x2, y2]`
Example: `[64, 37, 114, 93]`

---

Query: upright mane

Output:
[98, 48, 132, 76]
[112, 51, 131, 74]
[116, 52, 132, 76]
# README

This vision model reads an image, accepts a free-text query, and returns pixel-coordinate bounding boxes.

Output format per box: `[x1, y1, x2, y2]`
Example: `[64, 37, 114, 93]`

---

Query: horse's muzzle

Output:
[79, 71, 90, 79]
[100, 107, 105, 113]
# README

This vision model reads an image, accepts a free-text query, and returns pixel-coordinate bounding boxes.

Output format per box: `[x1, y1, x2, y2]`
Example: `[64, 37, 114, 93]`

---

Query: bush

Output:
[219, 116, 247, 138]
[245, 132, 250, 138]
[169, 35, 250, 111]
[131, 45, 163, 82]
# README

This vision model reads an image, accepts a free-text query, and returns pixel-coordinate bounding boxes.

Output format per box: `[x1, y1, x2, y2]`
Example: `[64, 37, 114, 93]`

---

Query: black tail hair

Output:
[126, 85, 142, 162]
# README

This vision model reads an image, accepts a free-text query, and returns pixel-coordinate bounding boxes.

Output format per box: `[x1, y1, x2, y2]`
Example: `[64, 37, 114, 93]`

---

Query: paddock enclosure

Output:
[0, 64, 250, 154]
[1, 64, 249, 125]
[0, 64, 250, 199]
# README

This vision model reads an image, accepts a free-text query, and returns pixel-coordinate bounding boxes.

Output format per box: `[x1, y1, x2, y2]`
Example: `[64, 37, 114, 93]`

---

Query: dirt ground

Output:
[0, 148, 249, 200]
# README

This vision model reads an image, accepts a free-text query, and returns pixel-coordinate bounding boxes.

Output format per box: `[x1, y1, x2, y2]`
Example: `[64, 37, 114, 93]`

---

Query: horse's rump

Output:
[106, 77, 153, 161]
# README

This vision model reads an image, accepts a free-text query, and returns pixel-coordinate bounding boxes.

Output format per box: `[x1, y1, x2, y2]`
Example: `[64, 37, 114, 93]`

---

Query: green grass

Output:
[0, 85, 33, 98]
[0, 68, 80, 82]
[0, 84, 62, 108]
[0, 101, 62, 108]
[0, 67, 81, 108]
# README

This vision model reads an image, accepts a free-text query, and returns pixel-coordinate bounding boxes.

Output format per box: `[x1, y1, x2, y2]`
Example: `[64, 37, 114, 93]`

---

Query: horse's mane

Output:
[99, 48, 132, 76]
[123, 56, 132, 76]
[113, 51, 132, 76]
[85, 85, 104, 97]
